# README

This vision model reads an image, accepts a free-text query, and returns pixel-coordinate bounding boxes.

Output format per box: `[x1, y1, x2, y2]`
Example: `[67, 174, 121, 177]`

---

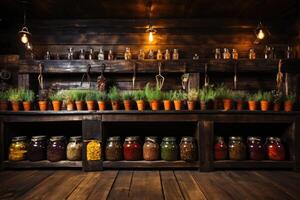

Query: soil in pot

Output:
[98, 101, 106, 111]
[174, 100, 182, 110]
[75, 101, 84, 111]
[136, 100, 145, 111]
[86, 101, 95, 111]
[52, 101, 61, 111]
[187, 101, 195, 111]
[284, 100, 293, 112]
[163, 100, 172, 111]
[0, 101, 8, 111]
[23, 101, 31, 111]
[248, 101, 257, 111]
[123, 100, 132, 111]
[111, 101, 120, 110]
[39, 101, 47, 111]
[260, 100, 270, 111]
[223, 99, 233, 111]
[150, 100, 159, 111]
[11, 101, 20, 112]
[273, 102, 281, 112]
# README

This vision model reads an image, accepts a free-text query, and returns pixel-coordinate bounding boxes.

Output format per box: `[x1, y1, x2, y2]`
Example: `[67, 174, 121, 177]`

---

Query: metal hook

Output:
[204, 63, 209, 87]
[38, 63, 44, 90]
[158, 62, 162, 75]
[234, 61, 238, 90]
[132, 63, 136, 89]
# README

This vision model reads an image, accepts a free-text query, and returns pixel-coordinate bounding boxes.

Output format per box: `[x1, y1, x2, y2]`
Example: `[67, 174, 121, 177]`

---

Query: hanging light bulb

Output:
[149, 31, 154, 42]
[146, 25, 156, 43]
[257, 29, 265, 40]
[255, 22, 269, 41]
[20, 31, 29, 44]
[18, 8, 31, 44]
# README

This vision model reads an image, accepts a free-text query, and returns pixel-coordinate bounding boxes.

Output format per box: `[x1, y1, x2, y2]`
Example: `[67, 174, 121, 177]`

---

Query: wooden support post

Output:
[199, 121, 214, 171]
[0, 120, 4, 170]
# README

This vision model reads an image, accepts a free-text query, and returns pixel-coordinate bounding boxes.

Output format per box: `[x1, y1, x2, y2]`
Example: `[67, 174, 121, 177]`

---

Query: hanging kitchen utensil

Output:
[181, 63, 189, 90]
[276, 59, 283, 92]
[80, 64, 92, 88]
[97, 63, 107, 91]
[38, 63, 44, 90]
[132, 63, 136, 90]
[155, 62, 165, 90]
[233, 61, 238, 90]
[204, 63, 209, 87]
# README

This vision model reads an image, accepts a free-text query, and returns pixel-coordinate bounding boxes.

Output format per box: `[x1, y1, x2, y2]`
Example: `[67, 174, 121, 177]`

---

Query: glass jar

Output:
[180, 137, 197, 161]
[138, 49, 145, 60]
[9, 136, 28, 161]
[264, 45, 271, 59]
[266, 137, 285, 161]
[172, 49, 179, 60]
[157, 49, 163, 60]
[228, 136, 246, 160]
[44, 51, 51, 60]
[66, 136, 82, 161]
[161, 137, 178, 161]
[47, 136, 66, 162]
[123, 136, 142, 161]
[67, 48, 73, 60]
[286, 46, 294, 59]
[223, 48, 231, 59]
[105, 136, 123, 161]
[143, 136, 160, 161]
[79, 49, 85, 60]
[214, 136, 228, 160]
[108, 49, 114, 60]
[124, 48, 132, 60]
[247, 136, 264, 160]
[232, 49, 238, 60]
[97, 48, 104, 60]
[165, 49, 171, 60]
[148, 49, 154, 59]
[86, 139, 101, 160]
[249, 48, 256, 60]
[214, 48, 221, 59]
[88, 48, 94, 60]
[28, 135, 47, 161]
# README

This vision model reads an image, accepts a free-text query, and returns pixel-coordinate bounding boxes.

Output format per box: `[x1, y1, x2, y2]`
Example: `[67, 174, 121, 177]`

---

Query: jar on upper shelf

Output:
[143, 136, 160, 161]
[157, 49, 163, 60]
[265, 137, 286, 161]
[180, 137, 197, 161]
[138, 49, 145, 60]
[232, 49, 238, 60]
[9, 136, 28, 161]
[247, 136, 264, 160]
[106, 136, 123, 161]
[124, 48, 132, 60]
[123, 136, 142, 161]
[67, 136, 82, 161]
[79, 49, 85, 60]
[47, 136, 66, 162]
[165, 49, 171, 60]
[214, 48, 222, 59]
[161, 137, 178, 161]
[28, 135, 47, 161]
[172, 49, 179, 60]
[249, 48, 256, 60]
[214, 136, 228, 160]
[148, 49, 154, 59]
[228, 136, 246, 160]
[223, 48, 231, 59]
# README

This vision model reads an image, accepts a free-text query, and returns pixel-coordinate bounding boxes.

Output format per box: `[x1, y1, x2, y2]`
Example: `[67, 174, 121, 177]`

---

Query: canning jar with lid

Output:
[67, 136, 82, 161]
[266, 137, 286, 161]
[214, 136, 228, 160]
[228, 136, 246, 160]
[247, 136, 264, 160]
[28, 135, 47, 161]
[180, 137, 197, 161]
[161, 137, 178, 161]
[47, 136, 66, 162]
[143, 136, 160, 161]
[86, 139, 101, 160]
[105, 136, 123, 161]
[123, 136, 142, 161]
[9, 136, 28, 161]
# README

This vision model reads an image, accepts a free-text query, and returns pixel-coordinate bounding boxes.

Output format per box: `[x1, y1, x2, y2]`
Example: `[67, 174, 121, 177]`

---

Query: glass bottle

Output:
[179, 137, 197, 161]
[264, 45, 271, 59]
[123, 136, 142, 161]
[265, 137, 285, 161]
[161, 137, 178, 161]
[223, 48, 231, 59]
[232, 49, 238, 60]
[193, 54, 199, 60]
[44, 51, 51, 60]
[88, 48, 94, 60]
[286, 46, 294, 59]
[249, 48, 256, 60]
[148, 49, 154, 59]
[108, 49, 114, 60]
[228, 136, 246, 160]
[28, 135, 47, 161]
[9, 136, 28, 161]
[165, 49, 171, 60]
[97, 48, 104, 60]
[47, 136, 66, 162]
[79, 49, 85, 60]
[214, 136, 227, 160]
[124, 48, 132, 60]
[214, 48, 222, 59]
[138, 49, 145, 60]
[66, 136, 82, 161]
[105, 136, 123, 161]
[172, 49, 179, 60]
[67, 48, 73, 60]
[143, 136, 160, 161]
[247, 136, 264, 160]
[157, 49, 163, 60]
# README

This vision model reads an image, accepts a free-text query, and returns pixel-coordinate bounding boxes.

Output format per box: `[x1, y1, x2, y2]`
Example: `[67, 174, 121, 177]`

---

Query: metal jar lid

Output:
[69, 136, 82, 142]
[145, 136, 158, 143]
[162, 137, 176, 142]
[247, 136, 261, 141]
[181, 136, 194, 142]
[229, 136, 243, 141]
[12, 136, 27, 142]
[266, 137, 281, 142]
[50, 136, 65, 141]
[125, 136, 139, 142]
[31, 135, 47, 141]
[108, 136, 121, 142]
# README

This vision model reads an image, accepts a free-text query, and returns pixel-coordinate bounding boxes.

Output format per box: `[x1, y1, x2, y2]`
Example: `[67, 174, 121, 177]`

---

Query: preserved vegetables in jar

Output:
[266, 137, 286, 161]
[9, 136, 27, 161]
[123, 136, 142, 161]
[47, 136, 66, 162]
[161, 137, 178, 161]
[28, 135, 47, 161]
[67, 136, 82, 161]
[214, 136, 228, 160]
[247, 136, 264, 160]
[86, 139, 101, 160]
[105, 136, 122, 161]
[143, 136, 160, 161]
[180, 137, 197, 161]
[228, 136, 246, 160]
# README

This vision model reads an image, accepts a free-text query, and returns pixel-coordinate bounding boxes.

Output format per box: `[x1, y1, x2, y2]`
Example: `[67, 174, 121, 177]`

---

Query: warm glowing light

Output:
[149, 31, 154, 42]
[25, 42, 32, 50]
[21, 33, 28, 44]
[257, 29, 265, 40]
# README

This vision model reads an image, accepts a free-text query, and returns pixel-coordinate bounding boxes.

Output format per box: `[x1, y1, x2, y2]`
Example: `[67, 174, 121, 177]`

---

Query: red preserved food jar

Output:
[266, 137, 286, 161]
[247, 137, 264, 160]
[214, 136, 228, 160]
[123, 136, 142, 161]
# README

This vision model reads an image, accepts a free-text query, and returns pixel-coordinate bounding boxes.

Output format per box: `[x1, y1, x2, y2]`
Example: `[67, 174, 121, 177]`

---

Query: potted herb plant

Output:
[108, 86, 121, 110]
[172, 90, 187, 111]
[162, 91, 173, 111]
[222, 88, 234, 111]
[187, 89, 198, 111]
[20, 89, 34, 111]
[273, 92, 283, 112]
[260, 91, 272, 111]
[49, 92, 63, 111]
[0, 90, 9, 111]
[284, 93, 296, 112]
[232, 90, 246, 111]
[96, 91, 107, 111]
[145, 84, 161, 111]
[74, 90, 87, 111]
[8, 89, 22, 112]
[199, 87, 216, 110]
[247, 92, 260, 111]
[62, 90, 75, 111]
[133, 90, 146, 111]
[85, 90, 97, 111]
[214, 84, 227, 110]
[122, 91, 134, 111]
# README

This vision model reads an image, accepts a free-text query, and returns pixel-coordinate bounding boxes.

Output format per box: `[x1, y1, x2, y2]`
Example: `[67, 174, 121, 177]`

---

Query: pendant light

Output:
[145, 0, 156, 43]
[254, 22, 270, 41]
[18, 5, 31, 44]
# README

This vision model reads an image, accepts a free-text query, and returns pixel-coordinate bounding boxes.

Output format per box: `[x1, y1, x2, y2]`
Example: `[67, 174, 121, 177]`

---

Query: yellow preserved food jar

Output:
[9, 136, 28, 161]
[86, 139, 101, 160]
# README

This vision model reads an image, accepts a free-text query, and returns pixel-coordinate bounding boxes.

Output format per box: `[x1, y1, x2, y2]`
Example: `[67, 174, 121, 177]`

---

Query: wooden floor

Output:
[0, 170, 300, 200]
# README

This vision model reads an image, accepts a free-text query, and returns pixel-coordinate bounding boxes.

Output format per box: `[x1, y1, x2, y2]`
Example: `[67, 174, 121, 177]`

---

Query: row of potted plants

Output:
[0, 85, 296, 112]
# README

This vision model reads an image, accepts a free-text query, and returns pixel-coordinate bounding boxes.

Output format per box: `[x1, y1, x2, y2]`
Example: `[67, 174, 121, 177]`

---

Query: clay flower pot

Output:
[248, 101, 257, 111]
[22, 101, 31, 111]
[150, 100, 159, 111]
[123, 100, 132, 111]
[75, 101, 84, 111]
[11, 101, 20, 112]
[260, 100, 270, 111]
[136, 100, 145, 111]
[273, 102, 281, 112]
[111, 100, 120, 110]
[86, 101, 95, 111]
[163, 100, 172, 111]
[284, 100, 293, 112]
[66, 102, 74, 111]
[223, 99, 233, 111]
[200, 101, 207, 110]
[38, 101, 47, 111]
[187, 101, 196, 111]
[0, 100, 8, 111]
[98, 101, 106, 111]
[213, 99, 223, 110]
[52, 100, 61, 111]
[236, 100, 244, 111]
[174, 100, 182, 111]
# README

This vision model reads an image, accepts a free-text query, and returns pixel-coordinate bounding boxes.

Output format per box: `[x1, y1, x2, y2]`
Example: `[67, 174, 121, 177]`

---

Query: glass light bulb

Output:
[21, 34, 28, 44]
[149, 31, 154, 42]
[257, 29, 265, 40]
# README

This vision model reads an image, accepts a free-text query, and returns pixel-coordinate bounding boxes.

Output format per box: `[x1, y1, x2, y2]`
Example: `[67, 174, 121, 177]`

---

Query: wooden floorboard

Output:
[0, 170, 299, 200]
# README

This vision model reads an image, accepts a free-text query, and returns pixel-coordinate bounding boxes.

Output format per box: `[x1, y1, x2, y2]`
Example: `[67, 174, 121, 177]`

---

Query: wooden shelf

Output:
[214, 160, 295, 169]
[103, 160, 199, 169]
[3, 160, 82, 169]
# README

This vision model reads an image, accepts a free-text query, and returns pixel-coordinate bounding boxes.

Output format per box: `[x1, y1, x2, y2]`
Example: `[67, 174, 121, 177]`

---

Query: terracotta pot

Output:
[273, 102, 281, 112]
[150, 100, 159, 111]
[248, 101, 257, 111]
[136, 100, 145, 111]
[11, 101, 20, 112]
[223, 99, 233, 111]
[284, 100, 293, 112]
[98, 101, 106, 111]
[23, 101, 31, 111]
[111, 100, 120, 110]
[123, 100, 132, 111]
[174, 100, 182, 111]
[187, 101, 196, 111]
[0, 100, 8, 111]
[163, 100, 172, 111]
[236, 100, 244, 111]
[66, 102, 74, 111]
[38, 101, 47, 111]
[86, 101, 95, 111]
[52, 101, 61, 111]
[213, 99, 223, 110]
[200, 101, 207, 110]
[260, 100, 270, 111]
[75, 101, 84, 111]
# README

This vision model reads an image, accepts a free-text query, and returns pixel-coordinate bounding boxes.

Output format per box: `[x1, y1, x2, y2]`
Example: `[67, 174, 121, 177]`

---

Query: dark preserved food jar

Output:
[28, 135, 47, 161]
[247, 136, 264, 160]
[47, 136, 66, 162]
[214, 136, 228, 160]
[143, 136, 160, 161]
[180, 137, 197, 161]
[161, 137, 178, 161]
[123, 136, 142, 161]
[106, 136, 123, 161]
[9, 136, 28, 161]
[266, 137, 286, 161]
[67, 136, 82, 161]
[228, 136, 246, 160]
